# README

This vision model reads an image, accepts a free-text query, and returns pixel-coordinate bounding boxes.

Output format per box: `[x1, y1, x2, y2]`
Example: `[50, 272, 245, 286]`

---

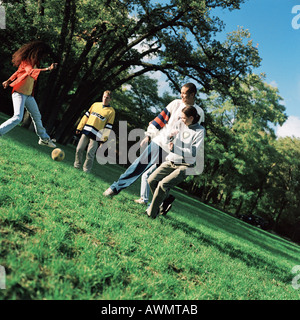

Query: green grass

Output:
[0, 114, 300, 300]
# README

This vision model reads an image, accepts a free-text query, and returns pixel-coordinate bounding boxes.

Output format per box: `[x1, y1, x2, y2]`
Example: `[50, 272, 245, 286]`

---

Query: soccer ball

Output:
[51, 148, 65, 161]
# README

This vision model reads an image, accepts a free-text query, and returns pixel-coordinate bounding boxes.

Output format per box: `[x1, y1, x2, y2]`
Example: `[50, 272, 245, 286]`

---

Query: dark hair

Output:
[183, 83, 197, 95]
[182, 106, 200, 124]
[12, 41, 53, 67]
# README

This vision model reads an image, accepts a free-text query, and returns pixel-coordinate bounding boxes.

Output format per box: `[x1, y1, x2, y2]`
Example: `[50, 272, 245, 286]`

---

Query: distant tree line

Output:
[0, 0, 299, 242]
[182, 75, 300, 243]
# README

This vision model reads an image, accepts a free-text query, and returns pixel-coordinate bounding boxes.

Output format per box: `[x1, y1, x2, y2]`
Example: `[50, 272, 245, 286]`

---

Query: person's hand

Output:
[76, 130, 81, 135]
[170, 129, 179, 137]
[2, 80, 11, 89]
[140, 136, 150, 147]
[49, 63, 58, 71]
[169, 142, 174, 151]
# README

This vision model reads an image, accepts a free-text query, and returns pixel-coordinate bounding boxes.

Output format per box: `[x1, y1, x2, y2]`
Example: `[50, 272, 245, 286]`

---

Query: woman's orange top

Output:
[8, 60, 43, 96]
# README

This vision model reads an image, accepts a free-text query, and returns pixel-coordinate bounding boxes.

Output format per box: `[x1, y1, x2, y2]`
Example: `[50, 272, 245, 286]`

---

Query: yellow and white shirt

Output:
[77, 102, 115, 142]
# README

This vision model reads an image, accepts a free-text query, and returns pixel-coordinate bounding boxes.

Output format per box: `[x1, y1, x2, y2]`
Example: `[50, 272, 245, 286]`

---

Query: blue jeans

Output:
[110, 142, 165, 194]
[0, 92, 50, 139]
[140, 164, 158, 203]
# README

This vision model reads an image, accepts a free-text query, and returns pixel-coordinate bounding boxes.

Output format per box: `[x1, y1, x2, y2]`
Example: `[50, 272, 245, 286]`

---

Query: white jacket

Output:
[145, 99, 205, 175]
[145, 99, 204, 151]
[166, 122, 203, 163]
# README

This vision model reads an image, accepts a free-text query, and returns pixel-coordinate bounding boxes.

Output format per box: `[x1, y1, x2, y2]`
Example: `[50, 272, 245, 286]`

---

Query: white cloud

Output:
[269, 80, 278, 88]
[276, 116, 300, 139]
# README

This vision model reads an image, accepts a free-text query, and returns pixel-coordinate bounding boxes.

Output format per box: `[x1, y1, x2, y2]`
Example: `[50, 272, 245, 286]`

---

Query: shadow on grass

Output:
[162, 214, 293, 283]
[170, 188, 300, 258]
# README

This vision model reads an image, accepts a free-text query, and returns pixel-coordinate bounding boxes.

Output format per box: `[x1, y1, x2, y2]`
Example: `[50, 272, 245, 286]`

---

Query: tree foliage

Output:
[1, 0, 260, 143]
[181, 73, 300, 242]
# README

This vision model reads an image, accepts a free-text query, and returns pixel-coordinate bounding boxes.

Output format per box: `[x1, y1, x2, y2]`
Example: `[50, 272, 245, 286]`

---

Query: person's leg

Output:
[83, 139, 99, 172]
[0, 92, 25, 136]
[159, 194, 176, 216]
[108, 142, 162, 195]
[137, 163, 158, 204]
[74, 134, 90, 169]
[24, 96, 50, 140]
[147, 162, 187, 218]
[147, 162, 173, 217]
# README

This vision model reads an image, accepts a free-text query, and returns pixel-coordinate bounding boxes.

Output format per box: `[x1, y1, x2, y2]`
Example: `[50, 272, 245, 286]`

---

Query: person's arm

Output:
[141, 100, 176, 147]
[145, 107, 171, 138]
[2, 79, 13, 89]
[2, 66, 22, 88]
[2, 62, 58, 89]
[171, 128, 204, 160]
[99, 110, 115, 143]
[76, 105, 93, 134]
[40, 63, 58, 72]
[24, 62, 58, 80]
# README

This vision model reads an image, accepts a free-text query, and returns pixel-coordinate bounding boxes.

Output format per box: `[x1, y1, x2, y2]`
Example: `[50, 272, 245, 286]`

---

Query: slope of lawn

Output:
[0, 114, 300, 300]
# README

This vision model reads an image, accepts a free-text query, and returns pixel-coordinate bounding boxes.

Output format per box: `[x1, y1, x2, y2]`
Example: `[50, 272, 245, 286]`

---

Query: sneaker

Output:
[159, 195, 175, 216]
[161, 204, 172, 216]
[145, 207, 159, 219]
[38, 138, 56, 148]
[103, 187, 116, 197]
[134, 198, 147, 205]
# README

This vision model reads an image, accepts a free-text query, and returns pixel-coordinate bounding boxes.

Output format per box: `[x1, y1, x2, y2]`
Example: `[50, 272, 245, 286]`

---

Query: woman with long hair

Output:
[1, 41, 57, 147]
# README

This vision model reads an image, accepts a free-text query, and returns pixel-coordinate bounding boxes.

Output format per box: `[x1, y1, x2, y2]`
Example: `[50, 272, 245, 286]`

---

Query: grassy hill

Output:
[0, 115, 300, 300]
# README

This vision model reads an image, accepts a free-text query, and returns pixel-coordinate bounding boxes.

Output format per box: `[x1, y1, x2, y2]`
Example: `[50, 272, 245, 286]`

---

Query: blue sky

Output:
[151, 0, 300, 138]
[214, 0, 300, 138]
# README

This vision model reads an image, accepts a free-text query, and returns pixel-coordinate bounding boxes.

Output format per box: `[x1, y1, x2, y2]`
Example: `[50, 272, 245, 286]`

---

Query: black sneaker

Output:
[159, 195, 175, 216]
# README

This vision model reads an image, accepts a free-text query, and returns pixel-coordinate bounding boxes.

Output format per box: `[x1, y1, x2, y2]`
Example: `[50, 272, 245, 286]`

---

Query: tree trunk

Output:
[235, 199, 243, 217]
[38, 0, 44, 16]
[39, 0, 74, 123]
[248, 183, 264, 214]
[274, 200, 287, 231]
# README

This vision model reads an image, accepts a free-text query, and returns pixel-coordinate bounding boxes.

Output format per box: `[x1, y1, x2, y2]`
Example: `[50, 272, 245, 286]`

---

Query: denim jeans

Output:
[110, 141, 166, 194]
[0, 92, 50, 139]
[140, 163, 158, 203]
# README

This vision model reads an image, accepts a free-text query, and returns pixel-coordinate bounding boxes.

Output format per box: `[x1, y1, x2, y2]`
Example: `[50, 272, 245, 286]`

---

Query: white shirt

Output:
[145, 99, 205, 175]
